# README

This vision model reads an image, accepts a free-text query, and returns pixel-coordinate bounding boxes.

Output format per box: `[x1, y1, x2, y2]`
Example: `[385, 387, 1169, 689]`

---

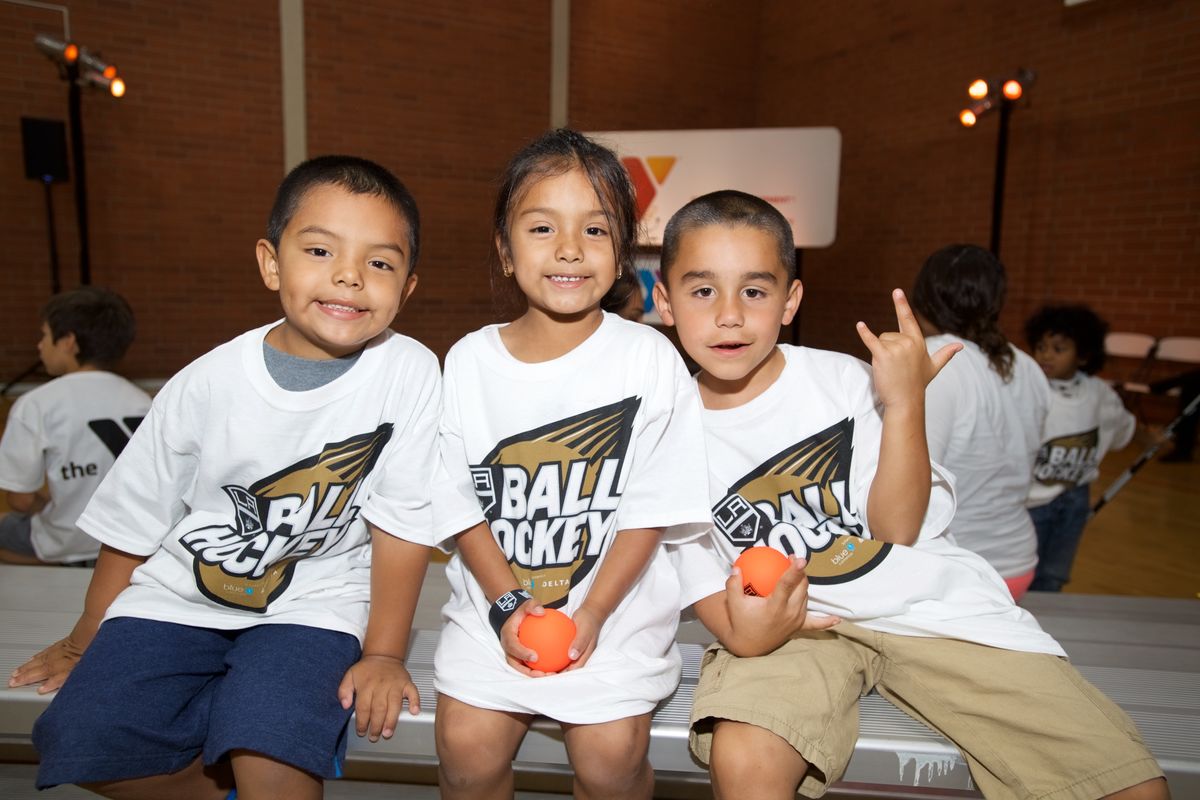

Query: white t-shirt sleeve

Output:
[77, 399, 197, 557]
[361, 352, 442, 546]
[0, 399, 45, 493]
[430, 351, 486, 548]
[612, 344, 712, 542]
[666, 534, 730, 609]
[1097, 378, 1136, 451]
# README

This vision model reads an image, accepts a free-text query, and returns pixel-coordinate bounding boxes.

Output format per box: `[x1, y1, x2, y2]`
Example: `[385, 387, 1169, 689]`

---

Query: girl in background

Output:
[911, 244, 1050, 600]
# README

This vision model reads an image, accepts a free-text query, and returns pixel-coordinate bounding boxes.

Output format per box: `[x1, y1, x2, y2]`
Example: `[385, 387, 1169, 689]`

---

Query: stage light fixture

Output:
[955, 67, 1036, 257]
[34, 33, 126, 98]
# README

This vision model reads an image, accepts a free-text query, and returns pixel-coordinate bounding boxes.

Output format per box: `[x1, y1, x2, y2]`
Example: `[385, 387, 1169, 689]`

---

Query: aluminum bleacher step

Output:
[2, 563, 1197, 798]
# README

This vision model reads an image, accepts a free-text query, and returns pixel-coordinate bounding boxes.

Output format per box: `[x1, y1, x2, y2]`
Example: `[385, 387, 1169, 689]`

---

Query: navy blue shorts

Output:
[33, 617, 361, 789]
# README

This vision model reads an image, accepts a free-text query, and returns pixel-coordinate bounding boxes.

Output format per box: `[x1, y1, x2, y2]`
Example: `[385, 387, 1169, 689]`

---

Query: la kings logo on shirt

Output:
[713, 418, 891, 585]
[471, 397, 639, 608]
[181, 425, 392, 612]
[1033, 428, 1099, 487]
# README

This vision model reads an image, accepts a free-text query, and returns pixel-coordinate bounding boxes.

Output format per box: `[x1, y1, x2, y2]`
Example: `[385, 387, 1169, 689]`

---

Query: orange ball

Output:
[735, 546, 790, 597]
[518, 608, 576, 673]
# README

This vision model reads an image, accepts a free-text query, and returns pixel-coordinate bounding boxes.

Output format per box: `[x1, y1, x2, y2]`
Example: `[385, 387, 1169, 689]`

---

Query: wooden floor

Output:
[1069, 433, 1199, 598]
[0, 396, 1196, 598]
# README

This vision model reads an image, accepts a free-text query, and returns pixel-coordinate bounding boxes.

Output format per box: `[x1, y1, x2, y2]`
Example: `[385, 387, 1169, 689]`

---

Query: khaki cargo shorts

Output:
[689, 623, 1163, 799]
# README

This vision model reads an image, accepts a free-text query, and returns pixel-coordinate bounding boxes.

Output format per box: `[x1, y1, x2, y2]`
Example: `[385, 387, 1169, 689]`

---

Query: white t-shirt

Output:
[1027, 373, 1135, 507]
[433, 313, 713, 723]
[0, 371, 151, 563]
[671, 345, 1063, 656]
[923, 335, 1050, 578]
[78, 322, 441, 641]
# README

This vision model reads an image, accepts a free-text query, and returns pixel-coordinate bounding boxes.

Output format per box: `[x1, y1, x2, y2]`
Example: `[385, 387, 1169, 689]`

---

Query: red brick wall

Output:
[303, 0, 552, 358]
[756, 0, 1200, 359]
[0, 0, 284, 379]
[3, 0, 1195, 381]
[569, 0, 762, 132]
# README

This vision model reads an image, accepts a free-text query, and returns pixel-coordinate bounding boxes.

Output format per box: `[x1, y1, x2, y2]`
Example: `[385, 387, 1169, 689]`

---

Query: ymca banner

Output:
[588, 127, 842, 248]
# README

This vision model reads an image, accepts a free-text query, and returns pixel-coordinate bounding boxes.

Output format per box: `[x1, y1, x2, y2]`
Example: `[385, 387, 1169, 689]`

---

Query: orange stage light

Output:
[959, 109, 977, 127]
[1003, 79, 1023, 100]
[968, 79, 989, 100]
[110, 77, 126, 98]
[63, 43, 79, 63]
[103, 65, 117, 79]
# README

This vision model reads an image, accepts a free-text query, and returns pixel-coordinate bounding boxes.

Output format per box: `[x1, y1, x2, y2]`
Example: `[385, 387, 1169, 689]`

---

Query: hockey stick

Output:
[1090, 390, 1200, 517]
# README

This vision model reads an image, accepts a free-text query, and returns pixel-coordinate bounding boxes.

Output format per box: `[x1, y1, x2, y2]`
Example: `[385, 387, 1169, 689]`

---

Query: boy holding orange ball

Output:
[655, 191, 1166, 799]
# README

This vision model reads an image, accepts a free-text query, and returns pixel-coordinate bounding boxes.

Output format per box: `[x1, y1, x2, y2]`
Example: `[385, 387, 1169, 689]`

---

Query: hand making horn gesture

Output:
[856, 289, 961, 410]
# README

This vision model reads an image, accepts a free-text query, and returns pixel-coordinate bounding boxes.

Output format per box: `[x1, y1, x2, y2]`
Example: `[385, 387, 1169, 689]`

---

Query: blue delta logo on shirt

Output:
[712, 418, 891, 585]
[181, 424, 393, 612]
[470, 397, 640, 609]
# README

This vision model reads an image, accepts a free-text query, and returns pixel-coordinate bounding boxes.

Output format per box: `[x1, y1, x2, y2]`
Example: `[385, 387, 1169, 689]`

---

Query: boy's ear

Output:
[60, 332, 80, 358]
[256, 239, 280, 291]
[781, 279, 803, 325]
[651, 281, 675, 327]
[397, 271, 419, 311]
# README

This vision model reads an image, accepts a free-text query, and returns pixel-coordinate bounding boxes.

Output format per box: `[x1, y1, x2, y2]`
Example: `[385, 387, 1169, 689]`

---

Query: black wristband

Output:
[488, 589, 533, 638]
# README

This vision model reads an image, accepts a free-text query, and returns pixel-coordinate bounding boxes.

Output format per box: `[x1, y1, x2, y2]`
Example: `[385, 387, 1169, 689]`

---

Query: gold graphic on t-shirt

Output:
[1033, 428, 1099, 487]
[471, 397, 639, 608]
[181, 425, 393, 612]
[712, 418, 891, 585]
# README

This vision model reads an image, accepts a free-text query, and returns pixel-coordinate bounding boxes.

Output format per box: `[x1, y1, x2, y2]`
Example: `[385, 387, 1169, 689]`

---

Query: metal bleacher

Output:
[2, 563, 1198, 798]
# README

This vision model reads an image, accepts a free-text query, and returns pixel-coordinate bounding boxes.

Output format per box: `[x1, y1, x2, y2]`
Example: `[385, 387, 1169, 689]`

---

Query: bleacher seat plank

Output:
[2, 564, 1197, 797]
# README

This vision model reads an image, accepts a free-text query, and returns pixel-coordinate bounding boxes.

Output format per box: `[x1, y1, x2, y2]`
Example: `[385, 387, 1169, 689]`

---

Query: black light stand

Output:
[989, 98, 1013, 256]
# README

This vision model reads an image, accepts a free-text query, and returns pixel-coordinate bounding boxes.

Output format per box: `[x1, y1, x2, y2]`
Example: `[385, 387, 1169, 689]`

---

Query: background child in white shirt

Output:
[911, 244, 1051, 600]
[1024, 304, 1135, 591]
[0, 287, 150, 565]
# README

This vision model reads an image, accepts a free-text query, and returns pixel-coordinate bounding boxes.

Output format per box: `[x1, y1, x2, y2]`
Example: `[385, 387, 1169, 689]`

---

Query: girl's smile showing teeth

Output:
[548, 274, 586, 285]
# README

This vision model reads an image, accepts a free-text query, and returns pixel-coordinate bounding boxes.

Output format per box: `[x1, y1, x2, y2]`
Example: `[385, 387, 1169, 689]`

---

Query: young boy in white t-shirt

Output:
[10, 156, 439, 800]
[654, 190, 1167, 800]
[1025, 304, 1136, 591]
[0, 287, 151, 565]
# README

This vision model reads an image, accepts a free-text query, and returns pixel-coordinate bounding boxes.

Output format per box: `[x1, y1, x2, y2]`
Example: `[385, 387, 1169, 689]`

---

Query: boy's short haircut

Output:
[660, 190, 797, 281]
[1024, 304, 1109, 375]
[42, 287, 136, 369]
[266, 155, 421, 270]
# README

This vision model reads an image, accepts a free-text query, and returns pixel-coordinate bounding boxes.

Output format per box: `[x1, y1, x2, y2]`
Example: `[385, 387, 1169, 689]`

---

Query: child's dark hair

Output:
[660, 190, 797, 281]
[266, 155, 421, 270]
[1024, 304, 1108, 375]
[41, 286, 136, 368]
[491, 129, 637, 313]
[910, 244, 1014, 380]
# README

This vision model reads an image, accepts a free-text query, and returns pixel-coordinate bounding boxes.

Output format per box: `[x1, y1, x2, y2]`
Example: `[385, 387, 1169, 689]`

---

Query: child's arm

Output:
[5, 488, 48, 514]
[692, 558, 840, 657]
[455, 520, 548, 675]
[856, 289, 960, 545]
[337, 526, 430, 742]
[563, 527, 661, 671]
[8, 544, 145, 692]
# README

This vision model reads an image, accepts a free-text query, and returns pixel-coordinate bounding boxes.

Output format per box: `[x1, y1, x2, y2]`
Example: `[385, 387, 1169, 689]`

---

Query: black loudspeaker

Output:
[20, 117, 70, 183]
